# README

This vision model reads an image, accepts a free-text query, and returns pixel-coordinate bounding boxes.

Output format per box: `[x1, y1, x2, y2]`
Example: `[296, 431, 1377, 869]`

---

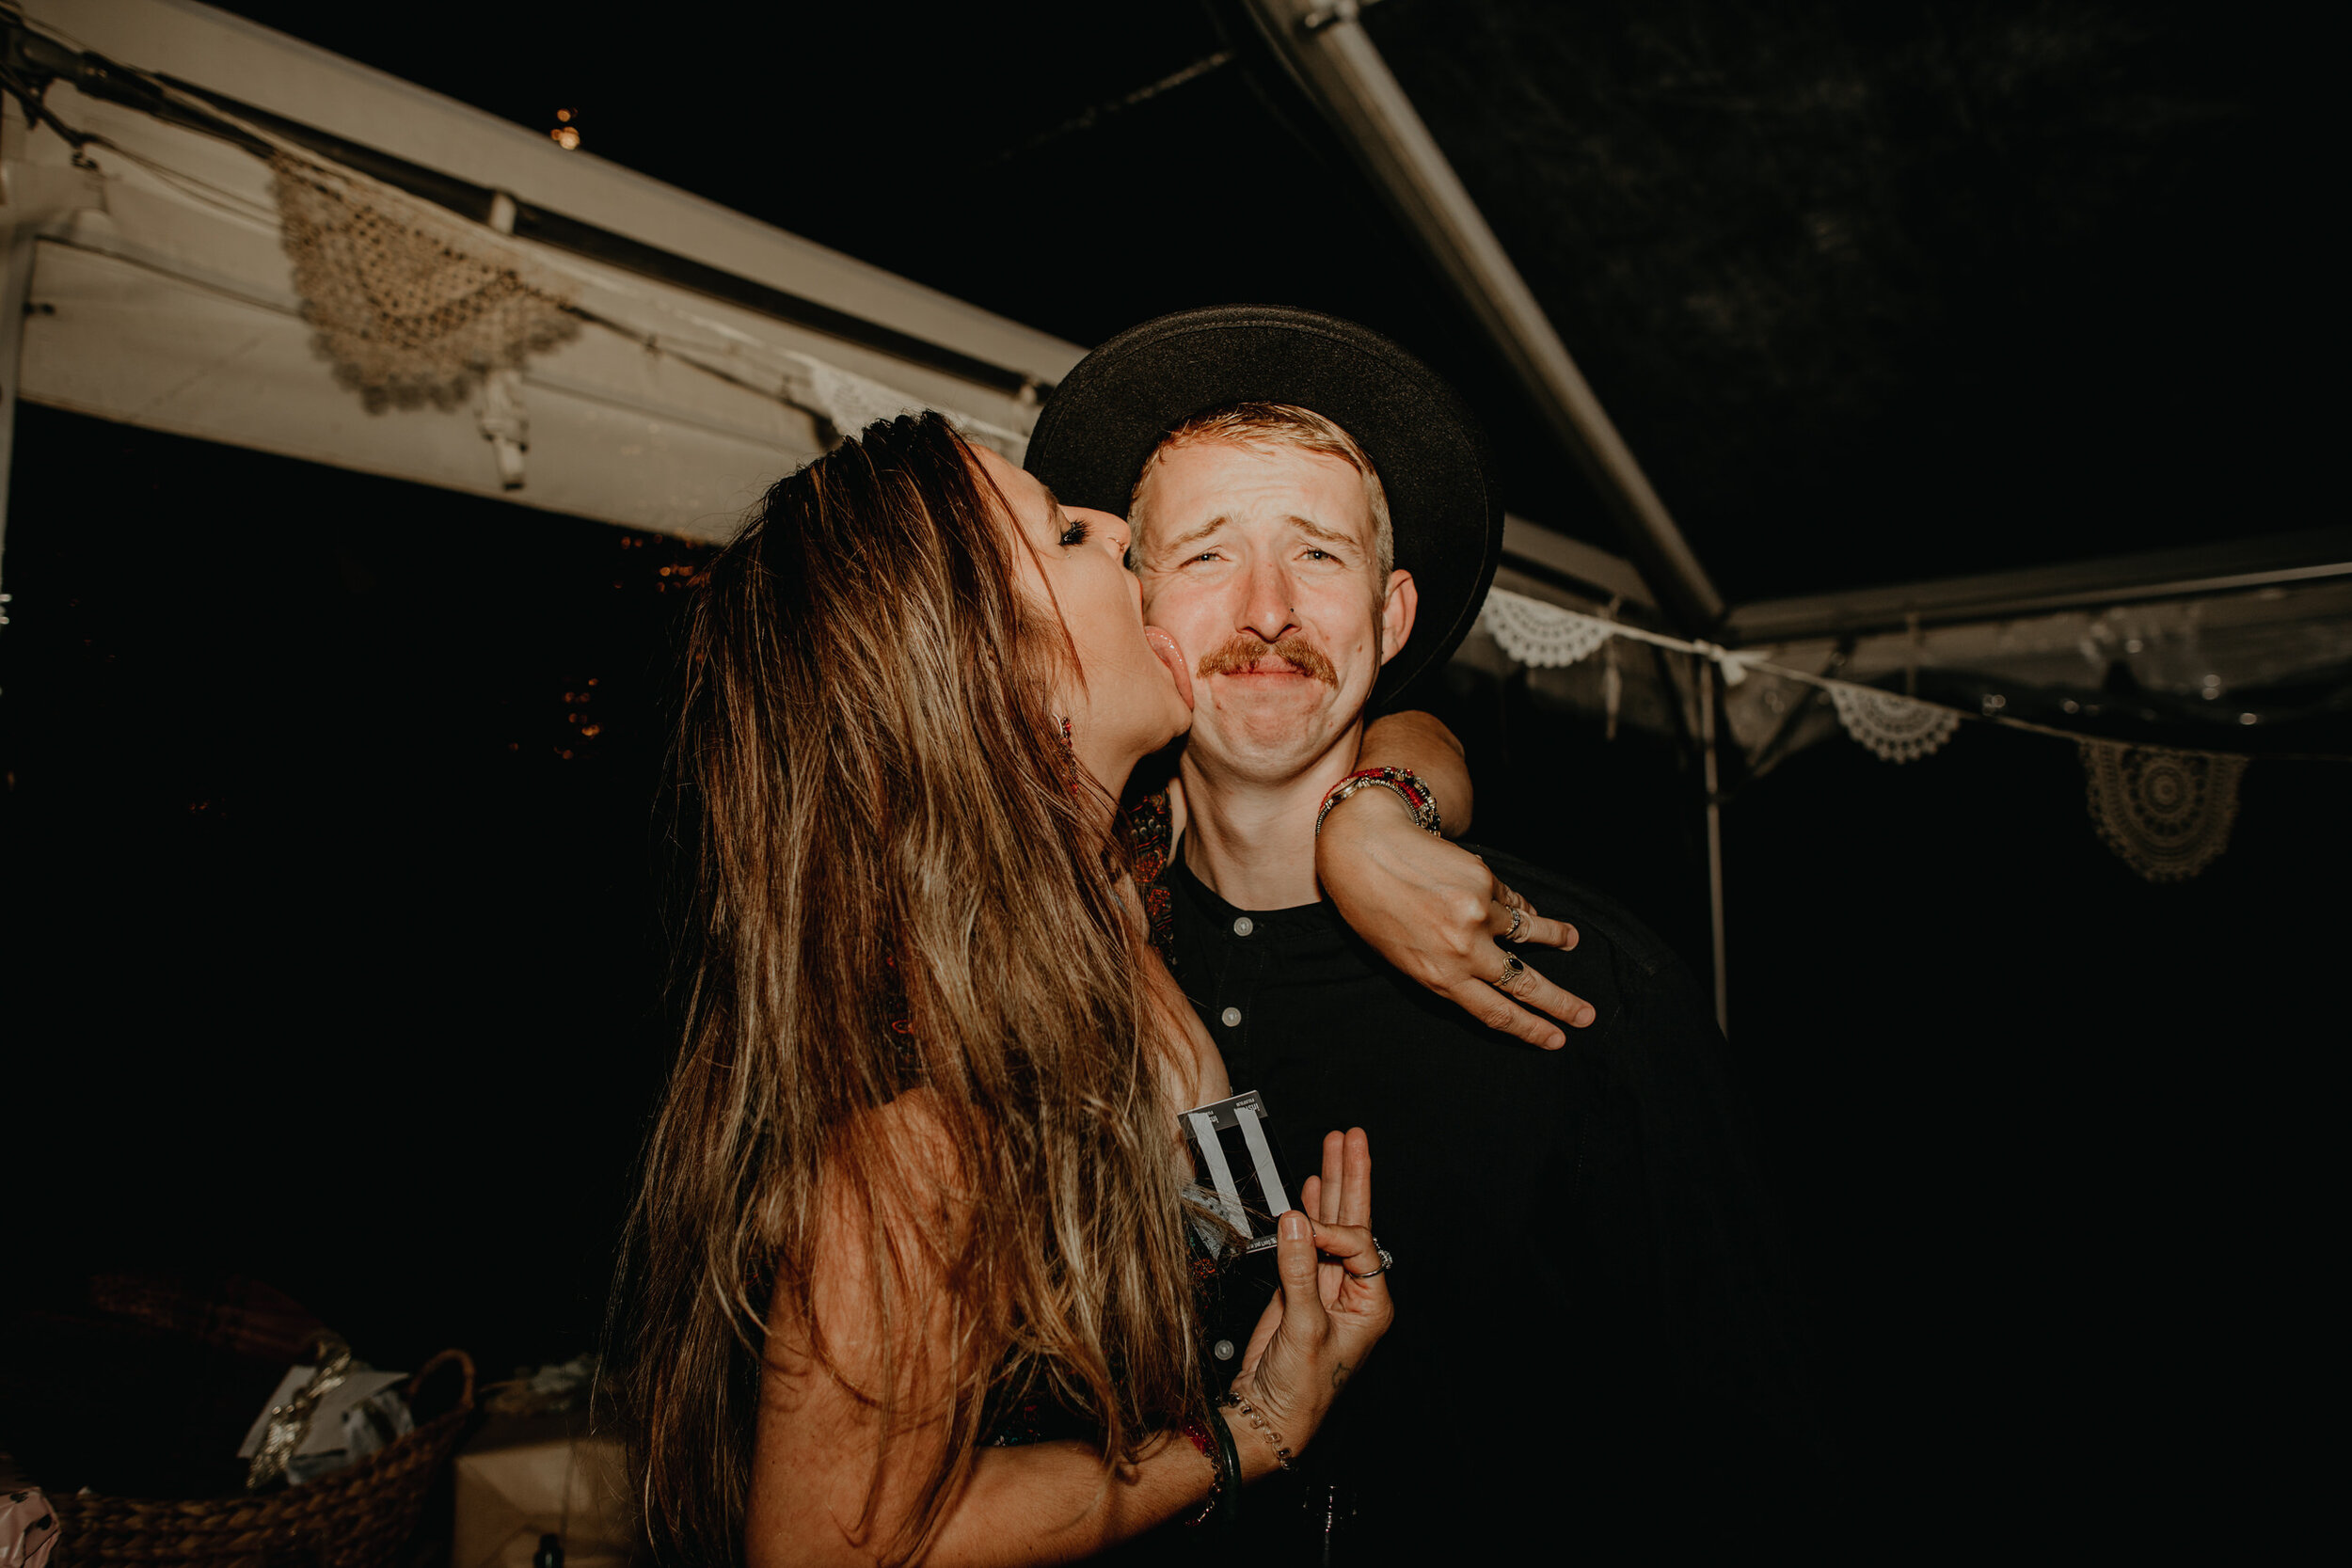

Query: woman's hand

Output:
[1316, 789, 1596, 1049]
[1228, 1129, 1393, 1471]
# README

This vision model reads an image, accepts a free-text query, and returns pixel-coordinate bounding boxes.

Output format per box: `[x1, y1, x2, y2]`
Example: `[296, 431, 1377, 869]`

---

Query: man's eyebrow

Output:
[1158, 515, 1232, 553]
[1287, 515, 1359, 549]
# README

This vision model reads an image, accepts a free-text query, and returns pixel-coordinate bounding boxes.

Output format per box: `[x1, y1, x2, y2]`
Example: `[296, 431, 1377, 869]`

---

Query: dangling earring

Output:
[1057, 716, 1080, 793]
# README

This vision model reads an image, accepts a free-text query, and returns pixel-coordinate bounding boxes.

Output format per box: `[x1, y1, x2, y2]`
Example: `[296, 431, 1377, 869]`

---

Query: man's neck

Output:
[1177, 723, 1363, 911]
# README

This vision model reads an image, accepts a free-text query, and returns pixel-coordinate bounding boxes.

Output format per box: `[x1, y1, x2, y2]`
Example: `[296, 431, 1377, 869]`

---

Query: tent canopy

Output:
[4, 0, 1080, 545]
[8, 0, 2344, 640]
[5, 0, 2345, 691]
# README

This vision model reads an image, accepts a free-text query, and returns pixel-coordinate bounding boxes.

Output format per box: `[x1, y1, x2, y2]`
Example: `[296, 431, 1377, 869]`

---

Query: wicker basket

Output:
[52, 1349, 476, 1568]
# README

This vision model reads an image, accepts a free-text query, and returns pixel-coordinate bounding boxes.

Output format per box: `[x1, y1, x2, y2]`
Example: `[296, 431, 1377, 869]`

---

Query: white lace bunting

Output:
[803, 358, 930, 442]
[793, 358, 1027, 462]
[1827, 685, 1962, 763]
[1479, 588, 1613, 668]
[273, 150, 1030, 464]
[271, 153, 580, 410]
[1462, 588, 2272, 875]
[2079, 740, 2247, 882]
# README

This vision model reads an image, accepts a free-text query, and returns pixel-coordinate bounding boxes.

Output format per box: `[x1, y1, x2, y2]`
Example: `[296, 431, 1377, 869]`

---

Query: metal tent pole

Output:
[1698, 657, 1728, 1037]
[1243, 0, 1725, 633]
[1, 91, 83, 634]
[0, 219, 36, 631]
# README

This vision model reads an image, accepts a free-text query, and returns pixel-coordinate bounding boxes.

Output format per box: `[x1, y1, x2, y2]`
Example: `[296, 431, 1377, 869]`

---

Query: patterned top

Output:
[1127, 790, 1178, 958]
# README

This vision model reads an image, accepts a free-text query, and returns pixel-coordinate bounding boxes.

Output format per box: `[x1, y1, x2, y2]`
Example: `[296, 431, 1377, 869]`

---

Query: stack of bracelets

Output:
[1315, 765, 1442, 838]
[1179, 1393, 1293, 1528]
[1179, 1410, 1236, 1529]
[1220, 1390, 1295, 1472]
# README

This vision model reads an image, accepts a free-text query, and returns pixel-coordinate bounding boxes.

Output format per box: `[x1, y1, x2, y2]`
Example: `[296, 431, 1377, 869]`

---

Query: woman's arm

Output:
[1318, 713, 1597, 1048]
[746, 1102, 1383, 1568]
[1358, 709, 1474, 838]
[747, 1102, 1232, 1567]
[1160, 709, 1474, 845]
[1149, 710, 1592, 1048]
[924, 1435, 1257, 1567]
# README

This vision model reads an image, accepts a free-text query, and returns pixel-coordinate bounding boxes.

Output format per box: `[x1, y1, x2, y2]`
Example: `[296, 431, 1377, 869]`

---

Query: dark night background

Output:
[3, 0, 2342, 1547]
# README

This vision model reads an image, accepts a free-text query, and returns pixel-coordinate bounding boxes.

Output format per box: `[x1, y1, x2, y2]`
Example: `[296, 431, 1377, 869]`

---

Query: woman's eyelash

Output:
[1058, 518, 1090, 546]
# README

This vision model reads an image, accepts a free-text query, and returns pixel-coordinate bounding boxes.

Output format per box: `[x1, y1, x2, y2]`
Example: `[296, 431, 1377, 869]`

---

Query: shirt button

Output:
[1213, 1338, 1235, 1361]
[1220, 1006, 1243, 1028]
[1232, 916, 1255, 937]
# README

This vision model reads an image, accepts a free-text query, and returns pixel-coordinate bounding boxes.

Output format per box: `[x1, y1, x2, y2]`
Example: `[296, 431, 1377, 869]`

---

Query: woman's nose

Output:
[1071, 506, 1131, 560]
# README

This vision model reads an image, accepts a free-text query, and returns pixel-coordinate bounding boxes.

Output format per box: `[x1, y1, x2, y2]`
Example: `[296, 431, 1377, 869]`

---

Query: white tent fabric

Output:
[2, 0, 1081, 544]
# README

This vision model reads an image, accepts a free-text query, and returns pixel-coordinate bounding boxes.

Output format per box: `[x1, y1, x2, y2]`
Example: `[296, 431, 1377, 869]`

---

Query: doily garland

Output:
[1479, 587, 1612, 668]
[271, 150, 1032, 461]
[2079, 740, 2246, 882]
[271, 153, 580, 411]
[1469, 585, 2271, 880]
[797, 358, 1029, 464]
[1827, 685, 1962, 764]
[804, 358, 926, 445]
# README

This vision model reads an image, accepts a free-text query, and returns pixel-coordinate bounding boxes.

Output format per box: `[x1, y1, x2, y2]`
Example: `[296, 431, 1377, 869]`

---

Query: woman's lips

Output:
[1143, 626, 1194, 709]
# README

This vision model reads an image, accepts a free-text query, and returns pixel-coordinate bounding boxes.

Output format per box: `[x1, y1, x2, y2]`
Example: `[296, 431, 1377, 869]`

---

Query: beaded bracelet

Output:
[1218, 1389, 1295, 1472]
[1315, 765, 1442, 838]
[1177, 1415, 1223, 1528]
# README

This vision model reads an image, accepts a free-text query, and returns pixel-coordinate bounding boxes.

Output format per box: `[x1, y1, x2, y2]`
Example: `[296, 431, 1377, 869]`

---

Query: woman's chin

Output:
[1156, 703, 1195, 749]
[1108, 708, 1191, 796]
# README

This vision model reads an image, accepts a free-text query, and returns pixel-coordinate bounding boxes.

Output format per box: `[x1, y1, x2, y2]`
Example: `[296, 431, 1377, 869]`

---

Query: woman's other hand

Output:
[1230, 1129, 1393, 1470]
[1316, 787, 1594, 1049]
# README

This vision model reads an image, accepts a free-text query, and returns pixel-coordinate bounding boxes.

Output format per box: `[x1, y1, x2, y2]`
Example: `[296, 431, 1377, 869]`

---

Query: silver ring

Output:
[1501, 905, 1526, 944]
[1346, 1238, 1395, 1278]
[1487, 953, 1526, 993]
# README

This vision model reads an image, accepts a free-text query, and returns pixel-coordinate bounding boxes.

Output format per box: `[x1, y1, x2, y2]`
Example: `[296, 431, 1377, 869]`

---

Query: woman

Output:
[619, 412, 1501, 1564]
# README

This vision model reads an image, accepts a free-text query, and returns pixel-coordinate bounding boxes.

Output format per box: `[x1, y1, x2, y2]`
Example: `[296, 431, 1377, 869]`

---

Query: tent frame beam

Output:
[1500, 519, 2352, 642]
[1725, 527, 2352, 644]
[1245, 0, 1726, 633]
[1, 12, 1047, 401]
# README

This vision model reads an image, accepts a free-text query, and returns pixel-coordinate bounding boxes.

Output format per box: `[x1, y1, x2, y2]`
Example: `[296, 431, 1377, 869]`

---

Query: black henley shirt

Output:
[1160, 838, 1837, 1562]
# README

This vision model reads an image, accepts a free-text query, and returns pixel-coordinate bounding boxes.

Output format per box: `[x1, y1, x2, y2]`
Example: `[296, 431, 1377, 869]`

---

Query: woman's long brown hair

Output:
[613, 413, 1203, 1564]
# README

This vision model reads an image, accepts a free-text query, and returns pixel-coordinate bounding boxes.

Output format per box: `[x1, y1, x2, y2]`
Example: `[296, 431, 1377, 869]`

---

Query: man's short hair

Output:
[1129, 402, 1395, 582]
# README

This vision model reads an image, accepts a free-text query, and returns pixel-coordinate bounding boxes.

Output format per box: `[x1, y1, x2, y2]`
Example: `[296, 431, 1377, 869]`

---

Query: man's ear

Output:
[1375, 570, 1418, 668]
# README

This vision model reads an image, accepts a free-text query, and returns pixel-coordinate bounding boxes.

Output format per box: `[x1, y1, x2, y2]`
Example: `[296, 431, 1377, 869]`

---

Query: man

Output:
[1028, 308, 1835, 1560]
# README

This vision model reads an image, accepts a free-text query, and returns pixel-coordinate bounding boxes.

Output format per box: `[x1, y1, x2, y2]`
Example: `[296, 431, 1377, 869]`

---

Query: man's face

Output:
[1134, 439, 1415, 784]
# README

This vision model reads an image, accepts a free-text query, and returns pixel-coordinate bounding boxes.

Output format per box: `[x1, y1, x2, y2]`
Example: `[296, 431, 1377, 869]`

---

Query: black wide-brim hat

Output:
[1024, 306, 1502, 710]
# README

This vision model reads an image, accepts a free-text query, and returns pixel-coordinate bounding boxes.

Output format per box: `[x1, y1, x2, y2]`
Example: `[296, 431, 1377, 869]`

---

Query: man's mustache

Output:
[1196, 634, 1339, 688]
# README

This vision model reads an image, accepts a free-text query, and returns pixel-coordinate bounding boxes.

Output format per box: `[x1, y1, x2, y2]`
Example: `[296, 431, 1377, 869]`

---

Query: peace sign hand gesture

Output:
[1229, 1128, 1392, 1467]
